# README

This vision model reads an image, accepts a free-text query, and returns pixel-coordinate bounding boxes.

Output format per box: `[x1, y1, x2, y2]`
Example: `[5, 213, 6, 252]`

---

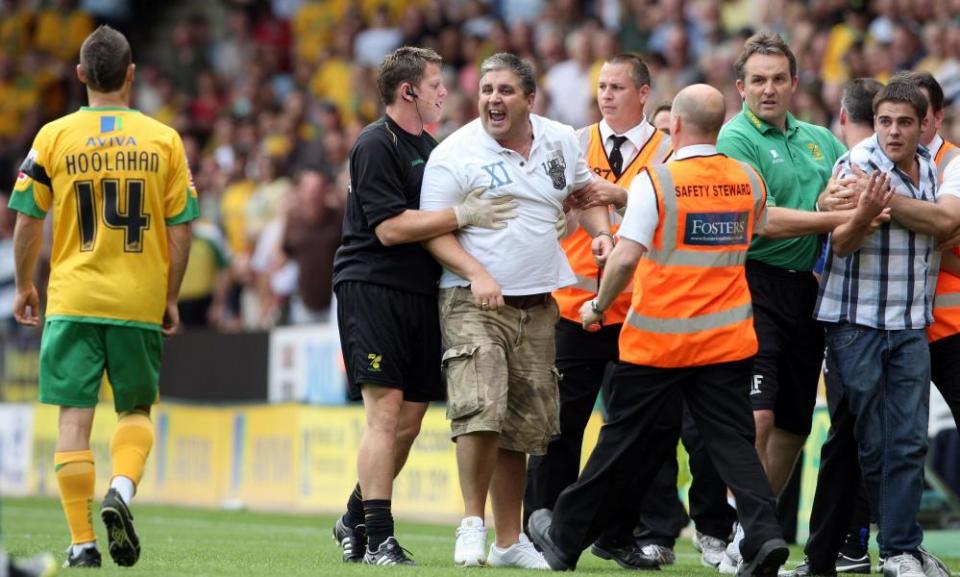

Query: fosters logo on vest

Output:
[618, 157, 764, 369]
[685, 212, 750, 245]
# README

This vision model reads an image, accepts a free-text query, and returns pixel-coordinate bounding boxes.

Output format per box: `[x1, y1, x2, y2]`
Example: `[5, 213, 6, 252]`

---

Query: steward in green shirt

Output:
[718, 73, 845, 272]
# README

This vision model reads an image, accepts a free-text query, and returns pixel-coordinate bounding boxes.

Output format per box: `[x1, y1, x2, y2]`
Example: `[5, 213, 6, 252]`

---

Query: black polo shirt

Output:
[333, 115, 442, 295]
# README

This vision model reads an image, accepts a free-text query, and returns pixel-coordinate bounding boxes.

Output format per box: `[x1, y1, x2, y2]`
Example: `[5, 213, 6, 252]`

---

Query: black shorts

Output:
[335, 281, 443, 403]
[746, 260, 825, 435]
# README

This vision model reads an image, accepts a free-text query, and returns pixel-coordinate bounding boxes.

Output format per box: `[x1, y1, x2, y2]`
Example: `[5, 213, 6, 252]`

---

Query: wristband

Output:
[594, 231, 614, 242]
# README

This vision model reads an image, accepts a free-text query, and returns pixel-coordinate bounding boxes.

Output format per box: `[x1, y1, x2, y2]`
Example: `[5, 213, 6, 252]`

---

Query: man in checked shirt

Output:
[814, 79, 960, 577]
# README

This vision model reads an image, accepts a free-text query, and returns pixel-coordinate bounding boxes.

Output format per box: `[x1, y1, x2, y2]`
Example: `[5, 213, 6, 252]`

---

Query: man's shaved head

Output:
[672, 84, 726, 137]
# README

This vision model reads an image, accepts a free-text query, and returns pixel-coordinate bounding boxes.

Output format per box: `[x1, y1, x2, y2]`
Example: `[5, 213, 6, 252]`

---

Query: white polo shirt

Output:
[421, 114, 594, 295]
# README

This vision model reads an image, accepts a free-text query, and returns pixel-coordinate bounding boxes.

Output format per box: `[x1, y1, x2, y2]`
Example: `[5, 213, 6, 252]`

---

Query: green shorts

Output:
[39, 320, 163, 412]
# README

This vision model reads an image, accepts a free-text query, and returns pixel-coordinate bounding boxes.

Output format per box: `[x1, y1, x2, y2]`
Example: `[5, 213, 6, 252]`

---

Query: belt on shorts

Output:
[502, 293, 550, 309]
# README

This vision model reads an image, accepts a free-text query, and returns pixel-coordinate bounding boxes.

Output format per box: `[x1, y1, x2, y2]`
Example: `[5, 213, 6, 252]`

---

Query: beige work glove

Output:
[453, 187, 518, 229]
[555, 211, 568, 239]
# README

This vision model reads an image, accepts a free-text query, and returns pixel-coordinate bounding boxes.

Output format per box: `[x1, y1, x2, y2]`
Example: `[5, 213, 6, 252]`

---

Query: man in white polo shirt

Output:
[420, 52, 614, 569]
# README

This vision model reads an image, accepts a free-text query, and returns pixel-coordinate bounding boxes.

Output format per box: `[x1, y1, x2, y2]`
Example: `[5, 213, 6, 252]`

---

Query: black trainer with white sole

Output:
[332, 517, 366, 563]
[780, 558, 837, 577]
[735, 538, 789, 577]
[591, 541, 660, 571]
[362, 537, 415, 566]
[100, 488, 141, 567]
[63, 546, 101, 569]
[835, 552, 871, 574]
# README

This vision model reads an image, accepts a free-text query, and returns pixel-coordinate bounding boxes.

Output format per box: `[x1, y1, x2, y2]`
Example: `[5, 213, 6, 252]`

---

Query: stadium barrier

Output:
[0, 323, 343, 405]
[2, 322, 956, 529]
[0, 400, 832, 532]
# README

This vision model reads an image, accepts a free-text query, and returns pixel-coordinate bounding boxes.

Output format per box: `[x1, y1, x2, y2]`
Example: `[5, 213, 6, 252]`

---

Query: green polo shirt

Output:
[717, 102, 846, 271]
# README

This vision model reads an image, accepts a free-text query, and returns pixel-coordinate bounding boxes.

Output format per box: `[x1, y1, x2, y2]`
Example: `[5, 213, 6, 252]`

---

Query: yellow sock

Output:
[54, 450, 96, 544]
[110, 412, 154, 487]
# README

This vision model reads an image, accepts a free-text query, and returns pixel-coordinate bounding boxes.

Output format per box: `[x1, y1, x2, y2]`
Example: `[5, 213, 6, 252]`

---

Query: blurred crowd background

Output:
[1, 0, 960, 331]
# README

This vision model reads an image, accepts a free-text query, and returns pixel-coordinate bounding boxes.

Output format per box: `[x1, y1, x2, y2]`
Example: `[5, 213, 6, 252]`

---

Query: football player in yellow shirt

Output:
[10, 25, 197, 569]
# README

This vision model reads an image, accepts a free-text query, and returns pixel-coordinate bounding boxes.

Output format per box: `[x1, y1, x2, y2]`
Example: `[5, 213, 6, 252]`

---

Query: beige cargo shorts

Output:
[439, 286, 561, 456]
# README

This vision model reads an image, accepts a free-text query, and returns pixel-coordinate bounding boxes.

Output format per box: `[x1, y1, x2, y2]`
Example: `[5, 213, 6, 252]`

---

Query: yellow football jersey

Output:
[10, 106, 199, 328]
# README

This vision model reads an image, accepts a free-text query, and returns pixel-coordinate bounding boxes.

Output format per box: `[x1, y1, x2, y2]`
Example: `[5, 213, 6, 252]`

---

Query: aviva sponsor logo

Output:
[86, 135, 138, 148]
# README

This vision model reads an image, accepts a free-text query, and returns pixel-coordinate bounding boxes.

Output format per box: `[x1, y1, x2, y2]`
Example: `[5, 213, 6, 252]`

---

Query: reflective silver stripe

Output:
[737, 160, 767, 233]
[626, 301, 753, 335]
[937, 147, 960, 183]
[660, 250, 747, 267]
[653, 134, 673, 163]
[567, 273, 632, 294]
[935, 292, 960, 308]
[647, 165, 678, 262]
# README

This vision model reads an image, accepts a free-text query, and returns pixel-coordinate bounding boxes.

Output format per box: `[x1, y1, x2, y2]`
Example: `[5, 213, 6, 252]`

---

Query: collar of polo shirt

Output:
[674, 144, 718, 159]
[928, 133, 944, 159]
[741, 101, 800, 137]
[864, 133, 931, 174]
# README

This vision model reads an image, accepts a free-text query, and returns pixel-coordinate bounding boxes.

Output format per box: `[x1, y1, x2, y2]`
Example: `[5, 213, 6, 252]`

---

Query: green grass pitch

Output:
[3, 498, 958, 576]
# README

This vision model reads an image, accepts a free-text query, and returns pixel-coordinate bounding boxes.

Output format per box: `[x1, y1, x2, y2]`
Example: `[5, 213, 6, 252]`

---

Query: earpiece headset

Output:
[405, 86, 424, 134]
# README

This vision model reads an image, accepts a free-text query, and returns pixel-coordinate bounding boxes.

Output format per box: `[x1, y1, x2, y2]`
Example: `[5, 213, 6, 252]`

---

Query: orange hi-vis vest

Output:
[554, 124, 672, 324]
[929, 139, 960, 343]
[934, 139, 959, 172]
[619, 154, 767, 368]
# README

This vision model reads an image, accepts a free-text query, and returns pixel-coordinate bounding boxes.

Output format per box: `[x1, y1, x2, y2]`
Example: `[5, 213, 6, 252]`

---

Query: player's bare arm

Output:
[12, 212, 44, 327]
[164, 223, 192, 336]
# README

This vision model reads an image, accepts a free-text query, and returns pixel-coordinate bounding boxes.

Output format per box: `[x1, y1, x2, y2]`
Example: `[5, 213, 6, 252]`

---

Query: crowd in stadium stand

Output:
[1, 0, 960, 330]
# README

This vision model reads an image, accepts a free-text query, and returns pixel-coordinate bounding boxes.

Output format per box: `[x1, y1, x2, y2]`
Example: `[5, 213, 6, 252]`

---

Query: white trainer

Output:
[883, 554, 925, 577]
[487, 533, 550, 570]
[918, 547, 950, 577]
[718, 524, 743, 574]
[640, 544, 676, 565]
[454, 516, 488, 567]
[694, 531, 728, 568]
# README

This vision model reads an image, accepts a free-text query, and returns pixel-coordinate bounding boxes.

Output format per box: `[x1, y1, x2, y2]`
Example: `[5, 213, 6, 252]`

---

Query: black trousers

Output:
[525, 320, 621, 527]
[549, 358, 782, 563]
[930, 333, 960, 431]
[776, 455, 804, 544]
[635, 403, 738, 546]
[804, 333, 960, 570]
